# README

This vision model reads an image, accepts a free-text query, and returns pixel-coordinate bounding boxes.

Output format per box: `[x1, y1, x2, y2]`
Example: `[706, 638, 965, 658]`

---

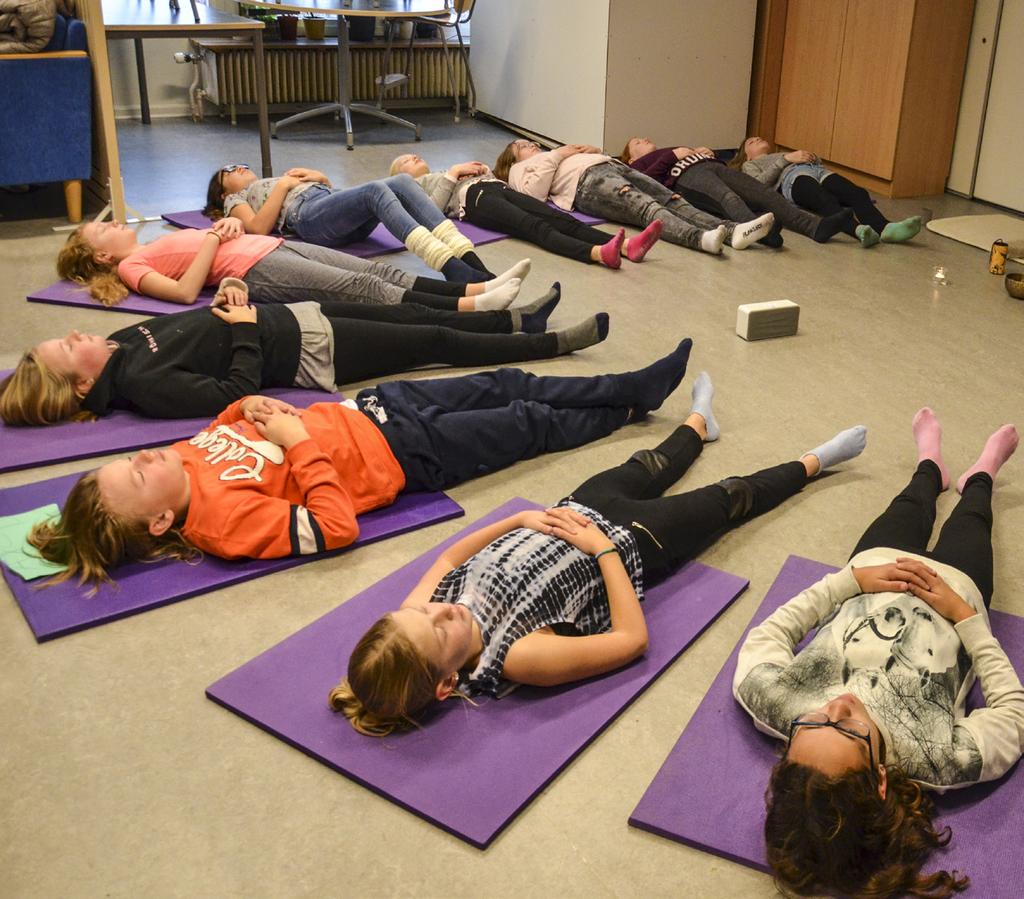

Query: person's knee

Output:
[629, 448, 671, 478]
[718, 477, 754, 521]
[386, 173, 417, 192]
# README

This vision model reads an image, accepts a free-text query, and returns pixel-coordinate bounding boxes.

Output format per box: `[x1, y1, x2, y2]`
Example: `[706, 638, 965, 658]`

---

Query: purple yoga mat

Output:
[0, 385, 330, 474]
[161, 208, 606, 258]
[0, 474, 462, 642]
[27, 279, 214, 317]
[629, 555, 1024, 898]
[206, 497, 749, 848]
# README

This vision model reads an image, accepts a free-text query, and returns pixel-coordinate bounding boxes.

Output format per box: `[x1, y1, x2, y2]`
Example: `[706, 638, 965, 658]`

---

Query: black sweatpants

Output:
[567, 425, 808, 586]
[849, 461, 994, 606]
[464, 182, 610, 264]
[790, 173, 889, 235]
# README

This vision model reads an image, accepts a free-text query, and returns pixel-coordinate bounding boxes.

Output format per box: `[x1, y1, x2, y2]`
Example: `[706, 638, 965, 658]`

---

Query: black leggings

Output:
[849, 461, 994, 606]
[323, 302, 560, 383]
[464, 182, 610, 264]
[567, 425, 808, 586]
[790, 173, 889, 235]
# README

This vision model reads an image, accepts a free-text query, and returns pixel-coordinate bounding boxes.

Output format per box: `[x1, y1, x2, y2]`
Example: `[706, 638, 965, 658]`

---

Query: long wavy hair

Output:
[728, 139, 753, 170]
[328, 614, 442, 737]
[493, 142, 519, 183]
[765, 758, 969, 898]
[56, 228, 129, 306]
[0, 352, 95, 425]
[202, 168, 227, 220]
[29, 471, 198, 593]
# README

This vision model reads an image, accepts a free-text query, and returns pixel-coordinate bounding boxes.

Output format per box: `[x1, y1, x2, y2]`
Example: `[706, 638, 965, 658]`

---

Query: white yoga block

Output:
[736, 300, 800, 341]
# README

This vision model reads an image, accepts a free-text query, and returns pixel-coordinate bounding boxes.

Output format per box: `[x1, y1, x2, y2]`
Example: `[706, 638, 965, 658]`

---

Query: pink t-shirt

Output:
[118, 230, 283, 292]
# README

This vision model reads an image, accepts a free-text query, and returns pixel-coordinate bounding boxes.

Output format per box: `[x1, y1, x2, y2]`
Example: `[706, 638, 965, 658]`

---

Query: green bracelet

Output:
[593, 547, 618, 561]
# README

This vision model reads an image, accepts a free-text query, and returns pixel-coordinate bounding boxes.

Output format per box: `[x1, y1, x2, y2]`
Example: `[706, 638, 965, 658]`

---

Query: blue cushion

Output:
[66, 17, 87, 51]
[43, 14, 67, 52]
[0, 55, 92, 186]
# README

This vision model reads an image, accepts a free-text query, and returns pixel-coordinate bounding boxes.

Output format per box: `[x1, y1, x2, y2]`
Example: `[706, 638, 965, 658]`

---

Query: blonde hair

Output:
[493, 143, 519, 183]
[0, 352, 95, 426]
[618, 138, 637, 164]
[29, 471, 198, 592]
[388, 156, 406, 177]
[56, 227, 129, 307]
[328, 614, 443, 737]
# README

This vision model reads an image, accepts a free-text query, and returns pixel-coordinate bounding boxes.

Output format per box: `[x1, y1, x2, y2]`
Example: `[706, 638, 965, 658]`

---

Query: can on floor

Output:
[990, 239, 1009, 275]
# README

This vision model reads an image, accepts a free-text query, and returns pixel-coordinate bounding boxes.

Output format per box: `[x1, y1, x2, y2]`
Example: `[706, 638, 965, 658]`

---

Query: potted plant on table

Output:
[277, 12, 299, 41]
[302, 13, 326, 39]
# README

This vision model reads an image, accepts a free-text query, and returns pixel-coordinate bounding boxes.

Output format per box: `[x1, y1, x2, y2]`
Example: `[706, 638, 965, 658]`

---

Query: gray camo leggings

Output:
[573, 161, 733, 251]
[242, 241, 418, 306]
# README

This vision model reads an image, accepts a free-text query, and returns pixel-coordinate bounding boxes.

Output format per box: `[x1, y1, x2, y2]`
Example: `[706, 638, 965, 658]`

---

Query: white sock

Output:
[690, 372, 720, 441]
[474, 279, 521, 310]
[730, 213, 775, 250]
[485, 259, 531, 290]
[700, 226, 727, 255]
[804, 426, 867, 475]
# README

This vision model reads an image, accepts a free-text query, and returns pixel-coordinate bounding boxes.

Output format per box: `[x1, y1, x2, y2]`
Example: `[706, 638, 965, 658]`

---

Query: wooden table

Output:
[240, 0, 447, 149]
[102, 0, 272, 175]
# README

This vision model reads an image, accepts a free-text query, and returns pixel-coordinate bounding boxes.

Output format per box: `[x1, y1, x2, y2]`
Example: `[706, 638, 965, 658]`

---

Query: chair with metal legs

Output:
[374, 0, 476, 123]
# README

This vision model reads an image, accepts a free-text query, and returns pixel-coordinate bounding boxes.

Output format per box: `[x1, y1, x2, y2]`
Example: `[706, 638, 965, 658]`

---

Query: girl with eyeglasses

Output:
[493, 140, 777, 256]
[204, 163, 496, 283]
[388, 152, 662, 269]
[733, 408, 1024, 898]
[55, 218, 530, 310]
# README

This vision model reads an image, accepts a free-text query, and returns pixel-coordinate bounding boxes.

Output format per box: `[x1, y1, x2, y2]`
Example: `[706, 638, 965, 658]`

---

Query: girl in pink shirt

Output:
[56, 219, 531, 311]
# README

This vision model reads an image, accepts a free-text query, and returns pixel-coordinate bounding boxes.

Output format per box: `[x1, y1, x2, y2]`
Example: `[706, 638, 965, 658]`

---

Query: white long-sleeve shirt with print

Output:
[732, 548, 1024, 791]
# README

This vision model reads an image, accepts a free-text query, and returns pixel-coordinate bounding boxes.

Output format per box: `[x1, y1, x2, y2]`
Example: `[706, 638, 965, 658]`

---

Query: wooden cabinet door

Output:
[775, 0, 847, 154]
[829, 0, 914, 178]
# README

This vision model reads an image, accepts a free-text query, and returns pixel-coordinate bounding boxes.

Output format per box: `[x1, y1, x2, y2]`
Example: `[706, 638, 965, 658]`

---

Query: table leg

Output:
[134, 38, 151, 125]
[252, 29, 272, 177]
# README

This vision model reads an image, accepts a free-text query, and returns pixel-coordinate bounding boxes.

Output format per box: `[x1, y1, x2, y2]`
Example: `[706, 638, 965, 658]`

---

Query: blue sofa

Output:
[0, 15, 92, 222]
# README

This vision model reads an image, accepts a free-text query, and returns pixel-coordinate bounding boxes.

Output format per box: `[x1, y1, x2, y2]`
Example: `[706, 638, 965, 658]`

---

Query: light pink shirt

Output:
[118, 230, 283, 292]
[507, 151, 611, 211]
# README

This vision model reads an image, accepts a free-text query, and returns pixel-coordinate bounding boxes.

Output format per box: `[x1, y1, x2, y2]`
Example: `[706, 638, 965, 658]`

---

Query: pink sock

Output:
[957, 425, 1019, 493]
[599, 229, 624, 269]
[912, 407, 949, 489]
[626, 219, 663, 263]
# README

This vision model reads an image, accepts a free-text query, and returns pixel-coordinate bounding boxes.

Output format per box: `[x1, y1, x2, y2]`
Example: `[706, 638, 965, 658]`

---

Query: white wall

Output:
[603, 0, 756, 152]
[470, 0, 611, 147]
[947, 0, 1000, 195]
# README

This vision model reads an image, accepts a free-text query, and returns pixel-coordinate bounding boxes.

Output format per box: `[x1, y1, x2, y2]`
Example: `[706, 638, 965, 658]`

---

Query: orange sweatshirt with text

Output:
[176, 399, 406, 560]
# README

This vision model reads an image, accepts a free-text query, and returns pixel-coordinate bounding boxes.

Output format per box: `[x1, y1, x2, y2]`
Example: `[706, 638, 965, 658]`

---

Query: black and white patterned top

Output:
[430, 500, 643, 696]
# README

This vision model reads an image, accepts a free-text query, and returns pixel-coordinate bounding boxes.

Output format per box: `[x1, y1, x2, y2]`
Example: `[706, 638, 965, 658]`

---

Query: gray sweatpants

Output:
[574, 162, 732, 251]
[242, 241, 419, 305]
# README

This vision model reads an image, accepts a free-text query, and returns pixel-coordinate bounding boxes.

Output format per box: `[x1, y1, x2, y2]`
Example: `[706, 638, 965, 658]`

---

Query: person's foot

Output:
[513, 283, 561, 333]
[599, 229, 625, 269]
[442, 256, 489, 283]
[881, 216, 922, 243]
[813, 208, 856, 243]
[460, 249, 494, 277]
[957, 424, 1019, 493]
[700, 225, 727, 255]
[731, 213, 775, 250]
[856, 224, 881, 248]
[802, 425, 867, 476]
[629, 338, 694, 417]
[757, 220, 784, 249]
[486, 259, 531, 289]
[912, 407, 949, 489]
[473, 279, 521, 310]
[555, 313, 610, 353]
[625, 220, 663, 262]
[689, 371, 720, 441]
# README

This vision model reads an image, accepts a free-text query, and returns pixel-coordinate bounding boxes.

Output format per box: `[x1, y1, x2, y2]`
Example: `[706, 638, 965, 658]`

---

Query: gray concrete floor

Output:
[2, 110, 1023, 898]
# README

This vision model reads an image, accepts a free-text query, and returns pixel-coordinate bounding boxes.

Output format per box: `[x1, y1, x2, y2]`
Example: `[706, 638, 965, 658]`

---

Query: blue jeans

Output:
[284, 173, 448, 247]
[358, 367, 641, 491]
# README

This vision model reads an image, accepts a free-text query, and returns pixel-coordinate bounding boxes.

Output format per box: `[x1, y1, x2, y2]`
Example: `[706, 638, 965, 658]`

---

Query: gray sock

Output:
[804, 426, 867, 474]
[511, 282, 561, 333]
[690, 371, 720, 441]
[555, 313, 610, 353]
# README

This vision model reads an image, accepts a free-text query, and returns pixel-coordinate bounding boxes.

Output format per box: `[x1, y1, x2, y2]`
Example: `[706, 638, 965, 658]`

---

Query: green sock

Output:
[856, 224, 880, 248]
[880, 216, 922, 243]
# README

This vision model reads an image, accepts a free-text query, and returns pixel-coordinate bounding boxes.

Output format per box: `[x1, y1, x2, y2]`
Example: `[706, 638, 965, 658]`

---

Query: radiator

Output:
[199, 44, 468, 111]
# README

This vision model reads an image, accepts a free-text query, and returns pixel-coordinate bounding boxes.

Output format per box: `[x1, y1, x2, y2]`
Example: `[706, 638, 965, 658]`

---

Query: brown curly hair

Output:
[765, 759, 969, 898]
[56, 228, 129, 306]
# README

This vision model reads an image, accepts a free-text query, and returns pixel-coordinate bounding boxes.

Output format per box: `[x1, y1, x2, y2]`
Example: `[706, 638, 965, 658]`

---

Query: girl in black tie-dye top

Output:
[329, 374, 867, 737]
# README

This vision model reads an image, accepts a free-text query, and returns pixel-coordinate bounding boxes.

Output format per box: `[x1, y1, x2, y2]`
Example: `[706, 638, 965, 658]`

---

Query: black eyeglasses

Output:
[220, 164, 251, 174]
[788, 712, 877, 775]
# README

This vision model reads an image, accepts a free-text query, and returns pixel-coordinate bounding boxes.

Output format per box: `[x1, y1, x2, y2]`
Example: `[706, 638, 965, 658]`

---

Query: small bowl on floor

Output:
[1006, 272, 1024, 300]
